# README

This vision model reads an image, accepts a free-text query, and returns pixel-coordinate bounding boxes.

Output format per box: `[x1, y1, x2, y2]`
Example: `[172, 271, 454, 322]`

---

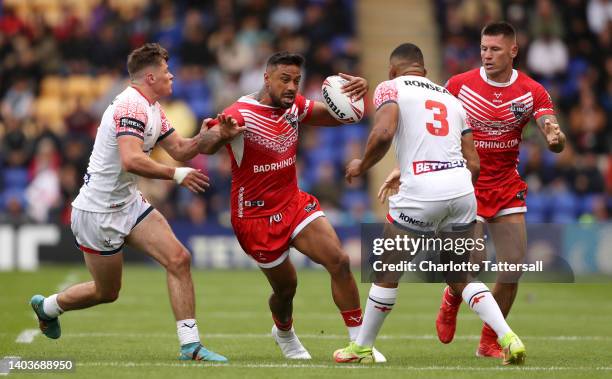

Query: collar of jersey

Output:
[129, 85, 156, 106]
[479, 67, 518, 87]
[238, 94, 281, 108]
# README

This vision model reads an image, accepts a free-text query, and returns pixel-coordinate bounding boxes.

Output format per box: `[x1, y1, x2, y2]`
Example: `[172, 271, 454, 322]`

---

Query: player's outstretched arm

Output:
[159, 114, 245, 160]
[460, 131, 480, 185]
[198, 113, 246, 154]
[308, 73, 368, 127]
[536, 115, 566, 153]
[345, 102, 399, 183]
[118, 135, 210, 193]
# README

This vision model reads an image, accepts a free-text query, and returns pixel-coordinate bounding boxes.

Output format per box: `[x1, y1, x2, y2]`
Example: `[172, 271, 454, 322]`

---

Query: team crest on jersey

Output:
[304, 201, 317, 213]
[509, 102, 527, 120]
[284, 113, 299, 129]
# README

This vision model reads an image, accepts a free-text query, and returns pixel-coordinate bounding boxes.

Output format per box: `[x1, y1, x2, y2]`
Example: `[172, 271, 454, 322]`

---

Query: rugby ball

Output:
[321, 75, 364, 123]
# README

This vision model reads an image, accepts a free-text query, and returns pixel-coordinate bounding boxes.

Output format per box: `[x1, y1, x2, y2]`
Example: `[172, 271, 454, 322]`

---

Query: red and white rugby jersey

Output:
[222, 93, 313, 218]
[373, 75, 474, 203]
[445, 67, 555, 189]
[72, 86, 174, 212]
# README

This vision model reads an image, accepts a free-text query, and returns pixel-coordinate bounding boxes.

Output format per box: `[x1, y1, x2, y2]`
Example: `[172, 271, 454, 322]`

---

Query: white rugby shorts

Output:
[71, 193, 154, 255]
[387, 192, 476, 234]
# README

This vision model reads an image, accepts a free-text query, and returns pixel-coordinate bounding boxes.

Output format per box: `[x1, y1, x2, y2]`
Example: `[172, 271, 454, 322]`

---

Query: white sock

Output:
[275, 328, 293, 339]
[176, 319, 200, 346]
[42, 294, 64, 318]
[348, 325, 361, 341]
[461, 282, 511, 338]
[356, 284, 397, 347]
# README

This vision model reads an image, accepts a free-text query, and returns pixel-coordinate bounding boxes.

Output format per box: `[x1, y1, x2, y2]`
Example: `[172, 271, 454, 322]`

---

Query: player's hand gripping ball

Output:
[321, 75, 365, 123]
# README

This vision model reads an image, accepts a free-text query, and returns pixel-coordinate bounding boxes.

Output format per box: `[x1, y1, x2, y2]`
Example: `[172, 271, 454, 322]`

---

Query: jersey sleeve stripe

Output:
[117, 131, 144, 140]
[301, 99, 314, 123]
[375, 99, 397, 111]
[461, 128, 473, 135]
[533, 108, 555, 118]
[156, 128, 175, 143]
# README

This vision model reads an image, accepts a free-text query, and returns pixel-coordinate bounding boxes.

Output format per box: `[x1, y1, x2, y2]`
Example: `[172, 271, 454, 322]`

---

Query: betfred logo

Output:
[413, 160, 466, 175]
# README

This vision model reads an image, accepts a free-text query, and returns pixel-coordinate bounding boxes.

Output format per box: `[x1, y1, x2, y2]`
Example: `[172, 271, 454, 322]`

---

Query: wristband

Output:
[173, 167, 193, 185]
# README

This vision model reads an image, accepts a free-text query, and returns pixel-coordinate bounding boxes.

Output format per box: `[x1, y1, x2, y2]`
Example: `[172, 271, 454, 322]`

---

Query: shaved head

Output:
[390, 43, 424, 65]
[388, 43, 426, 79]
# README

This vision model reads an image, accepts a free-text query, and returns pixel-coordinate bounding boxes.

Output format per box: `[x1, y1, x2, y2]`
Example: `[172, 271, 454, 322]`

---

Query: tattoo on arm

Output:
[537, 114, 558, 128]
[537, 114, 565, 153]
[197, 127, 226, 154]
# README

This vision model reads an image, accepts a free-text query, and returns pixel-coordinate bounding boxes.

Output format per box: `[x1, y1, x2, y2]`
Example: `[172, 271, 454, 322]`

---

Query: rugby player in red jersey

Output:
[378, 21, 565, 358]
[208, 52, 385, 361]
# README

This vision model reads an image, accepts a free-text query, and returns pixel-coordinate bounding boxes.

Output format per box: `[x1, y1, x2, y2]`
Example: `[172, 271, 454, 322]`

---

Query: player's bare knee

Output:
[274, 283, 296, 302]
[165, 247, 192, 274]
[97, 288, 120, 303]
[325, 251, 351, 277]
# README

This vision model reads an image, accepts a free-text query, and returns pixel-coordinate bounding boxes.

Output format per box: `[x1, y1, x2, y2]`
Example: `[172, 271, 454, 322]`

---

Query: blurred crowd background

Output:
[0, 0, 610, 228]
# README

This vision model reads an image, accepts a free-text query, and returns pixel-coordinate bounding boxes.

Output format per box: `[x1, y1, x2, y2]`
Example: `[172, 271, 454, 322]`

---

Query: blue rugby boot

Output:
[179, 342, 228, 362]
[30, 295, 61, 339]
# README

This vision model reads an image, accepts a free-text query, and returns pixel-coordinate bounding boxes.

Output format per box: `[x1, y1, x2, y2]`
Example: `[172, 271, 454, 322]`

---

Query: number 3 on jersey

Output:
[425, 100, 449, 136]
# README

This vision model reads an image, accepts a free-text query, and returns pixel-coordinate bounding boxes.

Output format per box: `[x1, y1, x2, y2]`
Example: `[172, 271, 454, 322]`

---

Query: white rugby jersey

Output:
[72, 86, 174, 212]
[372, 75, 473, 203]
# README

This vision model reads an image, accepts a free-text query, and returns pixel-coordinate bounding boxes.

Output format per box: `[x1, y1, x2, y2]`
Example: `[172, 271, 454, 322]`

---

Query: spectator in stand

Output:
[25, 138, 61, 222]
[569, 88, 608, 153]
[527, 31, 569, 81]
[1, 76, 34, 123]
[573, 153, 605, 195]
[587, 0, 612, 35]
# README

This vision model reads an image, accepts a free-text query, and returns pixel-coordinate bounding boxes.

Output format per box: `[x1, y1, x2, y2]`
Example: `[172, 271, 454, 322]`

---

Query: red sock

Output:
[272, 315, 293, 331]
[445, 287, 462, 307]
[341, 308, 363, 327]
[480, 323, 499, 344]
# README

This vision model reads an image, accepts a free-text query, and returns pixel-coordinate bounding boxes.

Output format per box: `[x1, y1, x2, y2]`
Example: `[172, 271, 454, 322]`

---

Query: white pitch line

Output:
[77, 362, 612, 371]
[15, 329, 40, 343]
[0, 356, 21, 376]
[51, 332, 612, 341]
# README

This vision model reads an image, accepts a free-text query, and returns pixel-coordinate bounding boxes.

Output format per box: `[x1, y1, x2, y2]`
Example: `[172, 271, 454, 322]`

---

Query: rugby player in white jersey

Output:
[29, 43, 245, 362]
[334, 43, 525, 365]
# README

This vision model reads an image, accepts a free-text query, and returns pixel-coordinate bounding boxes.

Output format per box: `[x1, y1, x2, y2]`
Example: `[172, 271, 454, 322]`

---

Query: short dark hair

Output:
[127, 43, 169, 78]
[481, 21, 516, 39]
[266, 51, 304, 70]
[390, 43, 424, 65]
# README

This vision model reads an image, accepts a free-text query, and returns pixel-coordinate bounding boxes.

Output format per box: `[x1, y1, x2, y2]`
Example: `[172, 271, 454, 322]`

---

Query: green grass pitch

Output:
[1, 266, 611, 378]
